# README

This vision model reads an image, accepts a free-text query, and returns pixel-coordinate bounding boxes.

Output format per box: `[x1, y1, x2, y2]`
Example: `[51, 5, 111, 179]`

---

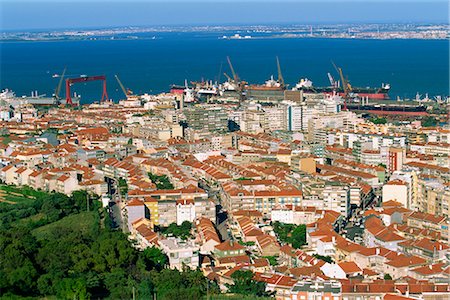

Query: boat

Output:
[292, 77, 390, 100]
[247, 75, 285, 91]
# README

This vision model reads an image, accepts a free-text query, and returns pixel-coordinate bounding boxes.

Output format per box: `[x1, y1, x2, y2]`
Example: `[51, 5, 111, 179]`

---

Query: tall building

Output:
[323, 183, 350, 217]
[184, 105, 228, 132]
[388, 147, 405, 173]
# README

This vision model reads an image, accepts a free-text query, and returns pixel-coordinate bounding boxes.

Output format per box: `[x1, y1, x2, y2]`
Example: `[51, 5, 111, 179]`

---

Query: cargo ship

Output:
[292, 77, 390, 100]
[246, 75, 286, 101]
[0, 89, 80, 107]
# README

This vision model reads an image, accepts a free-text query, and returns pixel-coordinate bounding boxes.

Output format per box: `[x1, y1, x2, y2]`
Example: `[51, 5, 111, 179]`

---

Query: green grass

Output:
[0, 184, 46, 197]
[32, 211, 97, 240]
[13, 213, 46, 227]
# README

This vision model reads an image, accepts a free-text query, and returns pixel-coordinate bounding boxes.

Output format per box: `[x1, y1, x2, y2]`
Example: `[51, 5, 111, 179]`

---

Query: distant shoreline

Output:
[1, 36, 448, 43]
[1, 23, 448, 42]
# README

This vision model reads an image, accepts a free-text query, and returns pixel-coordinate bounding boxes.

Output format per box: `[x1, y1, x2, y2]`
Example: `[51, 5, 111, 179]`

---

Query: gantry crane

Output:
[66, 75, 108, 105]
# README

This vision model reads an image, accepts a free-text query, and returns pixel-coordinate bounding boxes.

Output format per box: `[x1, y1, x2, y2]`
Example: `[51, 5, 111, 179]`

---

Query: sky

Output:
[0, 0, 448, 31]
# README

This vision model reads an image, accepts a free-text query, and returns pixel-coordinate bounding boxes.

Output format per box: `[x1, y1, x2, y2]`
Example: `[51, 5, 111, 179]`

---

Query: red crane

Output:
[65, 75, 108, 105]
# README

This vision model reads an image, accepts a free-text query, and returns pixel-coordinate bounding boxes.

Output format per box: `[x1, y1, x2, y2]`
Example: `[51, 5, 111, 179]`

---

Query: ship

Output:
[292, 66, 391, 100]
[0, 89, 80, 107]
[247, 75, 285, 91]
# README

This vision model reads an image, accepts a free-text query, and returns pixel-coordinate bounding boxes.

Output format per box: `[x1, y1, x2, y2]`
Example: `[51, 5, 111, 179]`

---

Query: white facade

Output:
[271, 208, 294, 224]
[176, 201, 196, 225]
[382, 184, 408, 208]
[159, 238, 200, 270]
[323, 185, 350, 217]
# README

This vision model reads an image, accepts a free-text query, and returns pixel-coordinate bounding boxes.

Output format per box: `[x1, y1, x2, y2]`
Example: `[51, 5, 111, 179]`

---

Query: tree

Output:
[422, 116, 438, 127]
[118, 178, 128, 196]
[141, 247, 168, 271]
[72, 190, 91, 211]
[226, 270, 271, 297]
[384, 273, 392, 280]
[263, 256, 278, 266]
[370, 117, 387, 124]
[272, 221, 306, 249]
[160, 222, 192, 240]
[148, 173, 174, 190]
[291, 224, 306, 248]
[313, 254, 334, 264]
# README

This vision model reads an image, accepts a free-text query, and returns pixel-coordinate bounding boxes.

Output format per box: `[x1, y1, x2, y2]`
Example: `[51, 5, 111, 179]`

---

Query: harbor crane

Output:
[54, 67, 67, 100]
[225, 56, 246, 102]
[327, 72, 338, 88]
[276, 56, 285, 88]
[65, 75, 108, 105]
[332, 61, 351, 110]
[114, 74, 133, 98]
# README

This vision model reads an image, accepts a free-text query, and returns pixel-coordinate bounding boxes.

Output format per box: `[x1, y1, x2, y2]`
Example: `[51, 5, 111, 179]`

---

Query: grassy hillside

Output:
[32, 211, 97, 240]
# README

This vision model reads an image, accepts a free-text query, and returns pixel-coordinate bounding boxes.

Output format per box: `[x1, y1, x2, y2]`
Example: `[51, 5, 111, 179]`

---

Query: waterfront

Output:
[1, 32, 449, 103]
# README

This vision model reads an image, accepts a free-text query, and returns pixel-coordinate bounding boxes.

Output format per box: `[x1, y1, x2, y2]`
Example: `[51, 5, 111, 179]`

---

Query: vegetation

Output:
[148, 172, 174, 190]
[159, 221, 193, 240]
[313, 254, 334, 264]
[235, 177, 253, 181]
[225, 270, 273, 298]
[118, 177, 128, 196]
[0, 185, 216, 299]
[422, 116, 438, 127]
[263, 256, 278, 266]
[384, 273, 393, 280]
[369, 117, 387, 124]
[238, 240, 255, 246]
[272, 221, 306, 249]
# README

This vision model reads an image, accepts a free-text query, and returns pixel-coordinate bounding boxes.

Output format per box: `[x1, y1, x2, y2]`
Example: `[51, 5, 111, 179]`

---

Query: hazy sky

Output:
[1, 1, 448, 31]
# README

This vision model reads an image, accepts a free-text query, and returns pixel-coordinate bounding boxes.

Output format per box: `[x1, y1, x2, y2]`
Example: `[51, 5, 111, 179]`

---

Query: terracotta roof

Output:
[339, 261, 362, 274]
[127, 199, 144, 207]
[214, 240, 245, 252]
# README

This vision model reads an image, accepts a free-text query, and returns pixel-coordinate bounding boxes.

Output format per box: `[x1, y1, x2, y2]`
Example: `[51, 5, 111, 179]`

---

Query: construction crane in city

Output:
[332, 61, 351, 110]
[276, 56, 285, 88]
[54, 67, 67, 100]
[114, 74, 133, 98]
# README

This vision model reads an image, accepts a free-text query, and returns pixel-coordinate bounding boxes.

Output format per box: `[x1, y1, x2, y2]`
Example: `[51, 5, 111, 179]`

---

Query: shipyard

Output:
[1, 57, 448, 125]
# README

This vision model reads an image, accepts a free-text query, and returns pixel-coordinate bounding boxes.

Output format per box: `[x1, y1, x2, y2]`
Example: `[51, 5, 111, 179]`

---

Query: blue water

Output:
[0, 32, 448, 103]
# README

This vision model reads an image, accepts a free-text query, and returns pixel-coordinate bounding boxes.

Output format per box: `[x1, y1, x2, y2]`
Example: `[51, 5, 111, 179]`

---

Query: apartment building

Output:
[159, 238, 200, 270]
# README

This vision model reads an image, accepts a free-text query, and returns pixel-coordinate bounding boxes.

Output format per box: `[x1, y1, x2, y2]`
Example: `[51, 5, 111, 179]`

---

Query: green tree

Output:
[369, 117, 387, 124]
[161, 222, 193, 240]
[291, 224, 306, 248]
[118, 178, 128, 196]
[148, 173, 174, 190]
[313, 254, 334, 263]
[422, 116, 438, 127]
[226, 270, 271, 297]
[141, 247, 168, 271]
[384, 273, 392, 280]
[272, 221, 306, 249]
[72, 190, 91, 211]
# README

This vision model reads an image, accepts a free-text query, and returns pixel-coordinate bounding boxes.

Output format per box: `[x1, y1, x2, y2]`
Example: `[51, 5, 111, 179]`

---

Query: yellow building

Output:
[291, 156, 316, 174]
